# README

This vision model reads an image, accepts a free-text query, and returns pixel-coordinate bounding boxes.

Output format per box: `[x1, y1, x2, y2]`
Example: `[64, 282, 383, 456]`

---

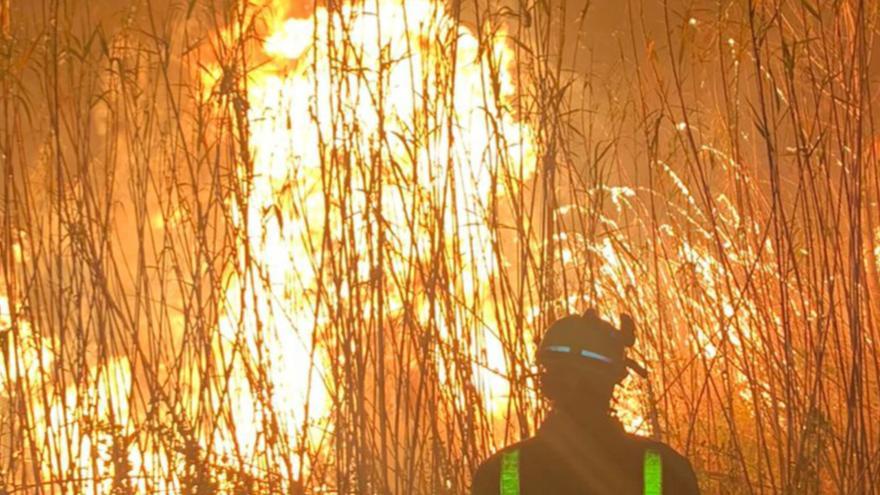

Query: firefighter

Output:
[471, 309, 700, 494]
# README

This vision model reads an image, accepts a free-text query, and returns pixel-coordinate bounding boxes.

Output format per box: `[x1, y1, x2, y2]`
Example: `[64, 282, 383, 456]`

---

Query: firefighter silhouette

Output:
[471, 309, 700, 494]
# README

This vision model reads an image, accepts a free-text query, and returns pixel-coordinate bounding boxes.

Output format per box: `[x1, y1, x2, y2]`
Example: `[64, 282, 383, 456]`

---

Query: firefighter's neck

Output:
[553, 394, 617, 430]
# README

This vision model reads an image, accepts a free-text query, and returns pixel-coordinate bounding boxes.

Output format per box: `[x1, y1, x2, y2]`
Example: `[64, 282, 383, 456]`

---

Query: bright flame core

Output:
[215, 0, 535, 487]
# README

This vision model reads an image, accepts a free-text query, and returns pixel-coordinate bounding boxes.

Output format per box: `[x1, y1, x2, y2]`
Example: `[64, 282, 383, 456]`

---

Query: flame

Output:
[218, 0, 536, 455]
[2, 0, 535, 491]
[212, 0, 536, 480]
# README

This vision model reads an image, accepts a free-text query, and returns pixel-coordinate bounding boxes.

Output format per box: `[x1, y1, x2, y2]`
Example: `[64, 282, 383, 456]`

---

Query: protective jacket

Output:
[471, 412, 700, 495]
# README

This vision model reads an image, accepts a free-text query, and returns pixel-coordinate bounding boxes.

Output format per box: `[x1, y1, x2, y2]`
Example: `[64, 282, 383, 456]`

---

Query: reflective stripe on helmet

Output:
[545, 345, 571, 353]
[544, 344, 613, 364]
[580, 349, 613, 363]
[644, 449, 662, 495]
[499, 449, 519, 495]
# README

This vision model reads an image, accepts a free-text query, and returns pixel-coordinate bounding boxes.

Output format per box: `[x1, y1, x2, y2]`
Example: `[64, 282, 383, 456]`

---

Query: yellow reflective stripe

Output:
[499, 449, 520, 495]
[644, 449, 663, 495]
[498, 446, 660, 494]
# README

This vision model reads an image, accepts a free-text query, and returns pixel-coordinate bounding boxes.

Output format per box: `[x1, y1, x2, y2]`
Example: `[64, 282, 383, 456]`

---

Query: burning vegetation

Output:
[1, 0, 879, 493]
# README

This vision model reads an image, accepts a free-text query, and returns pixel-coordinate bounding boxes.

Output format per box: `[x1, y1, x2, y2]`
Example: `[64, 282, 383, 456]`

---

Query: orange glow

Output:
[215, 0, 536, 422]
[4, 0, 535, 490]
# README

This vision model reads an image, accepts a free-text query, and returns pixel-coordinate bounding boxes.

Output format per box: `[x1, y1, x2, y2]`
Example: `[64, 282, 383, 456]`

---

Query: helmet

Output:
[537, 308, 641, 382]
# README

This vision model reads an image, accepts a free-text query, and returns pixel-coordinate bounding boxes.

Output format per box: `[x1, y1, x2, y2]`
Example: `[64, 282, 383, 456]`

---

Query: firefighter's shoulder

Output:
[469, 437, 540, 495]
[622, 432, 701, 494]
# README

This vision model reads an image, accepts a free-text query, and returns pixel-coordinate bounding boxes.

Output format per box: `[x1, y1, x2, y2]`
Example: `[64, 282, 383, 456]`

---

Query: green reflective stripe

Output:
[644, 449, 663, 495]
[499, 449, 520, 495]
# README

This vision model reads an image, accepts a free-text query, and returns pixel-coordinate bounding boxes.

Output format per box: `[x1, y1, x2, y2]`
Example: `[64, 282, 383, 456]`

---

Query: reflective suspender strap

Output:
[499, 449, 520, 495]
[643, 449, 663, 495]
[497, 446, 658, 494]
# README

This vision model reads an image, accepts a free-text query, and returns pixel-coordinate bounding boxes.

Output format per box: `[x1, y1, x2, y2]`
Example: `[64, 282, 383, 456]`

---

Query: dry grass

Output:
[0, 0, 878, 493]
